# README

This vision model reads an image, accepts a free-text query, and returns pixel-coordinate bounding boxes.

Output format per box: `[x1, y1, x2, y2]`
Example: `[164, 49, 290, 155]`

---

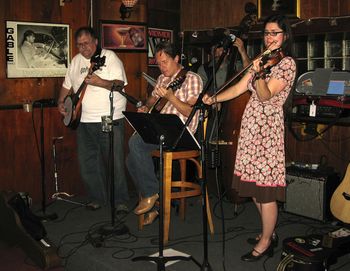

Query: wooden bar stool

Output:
[138, 149, 214, 244]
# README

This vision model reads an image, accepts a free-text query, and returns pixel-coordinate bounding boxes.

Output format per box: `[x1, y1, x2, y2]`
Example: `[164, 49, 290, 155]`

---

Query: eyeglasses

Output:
[77, 41, 93, 49]
[263, 31, 284, 37]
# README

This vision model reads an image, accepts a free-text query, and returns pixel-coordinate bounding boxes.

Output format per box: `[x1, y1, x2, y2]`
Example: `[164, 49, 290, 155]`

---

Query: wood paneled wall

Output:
[0, 0, 149, 203]
[0, 0, 90, 106]
[181, 0, 350, 30]
[181, 0, 253, 30]
[0, 0, 91, 204]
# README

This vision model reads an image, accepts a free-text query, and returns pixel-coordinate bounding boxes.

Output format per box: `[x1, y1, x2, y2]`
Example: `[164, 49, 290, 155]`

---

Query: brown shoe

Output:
[134, 194, 159, 215]
[143, 210, 159, 226]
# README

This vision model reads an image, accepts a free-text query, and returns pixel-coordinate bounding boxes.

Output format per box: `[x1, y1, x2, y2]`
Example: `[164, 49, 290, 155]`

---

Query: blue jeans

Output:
[126, 133, 159, 198]
[77, 119, 129, 205]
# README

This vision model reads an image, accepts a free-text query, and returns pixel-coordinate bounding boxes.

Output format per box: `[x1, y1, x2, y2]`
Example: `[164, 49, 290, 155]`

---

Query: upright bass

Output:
[207, 4, 257, 204]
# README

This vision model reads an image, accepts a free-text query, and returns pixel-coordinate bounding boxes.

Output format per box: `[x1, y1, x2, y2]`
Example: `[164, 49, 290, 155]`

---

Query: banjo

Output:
[62, 51, 105, 129]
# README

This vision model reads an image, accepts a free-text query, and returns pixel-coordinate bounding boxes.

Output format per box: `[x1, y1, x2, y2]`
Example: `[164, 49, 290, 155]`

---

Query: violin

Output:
[255, 47, 285, 79]
[211, 46, 285, 98]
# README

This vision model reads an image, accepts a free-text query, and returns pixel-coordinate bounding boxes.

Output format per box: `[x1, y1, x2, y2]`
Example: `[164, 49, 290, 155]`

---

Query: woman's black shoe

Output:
[241, 244, 274, 262]
[246, 232, 279, 247]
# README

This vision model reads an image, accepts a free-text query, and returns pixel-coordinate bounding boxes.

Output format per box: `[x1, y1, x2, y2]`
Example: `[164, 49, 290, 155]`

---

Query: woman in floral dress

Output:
[203, 14, 296, 262]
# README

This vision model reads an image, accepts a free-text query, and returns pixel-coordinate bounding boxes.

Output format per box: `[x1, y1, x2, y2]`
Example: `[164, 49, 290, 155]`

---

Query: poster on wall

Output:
[6, 21, 70, 78]
[100, 20, 147, 51]
[148, 28, 173, 66]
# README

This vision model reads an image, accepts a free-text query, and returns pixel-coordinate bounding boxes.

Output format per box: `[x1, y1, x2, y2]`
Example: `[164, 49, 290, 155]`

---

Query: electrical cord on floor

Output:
[212, 196, 246, 220]
[49, 205, 82, 223]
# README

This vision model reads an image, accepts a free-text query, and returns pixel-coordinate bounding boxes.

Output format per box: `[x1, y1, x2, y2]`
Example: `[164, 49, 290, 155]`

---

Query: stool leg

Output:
[163, 152, 172, 244]
[205, 188, 214, 234]
[179, 159, 186, 220]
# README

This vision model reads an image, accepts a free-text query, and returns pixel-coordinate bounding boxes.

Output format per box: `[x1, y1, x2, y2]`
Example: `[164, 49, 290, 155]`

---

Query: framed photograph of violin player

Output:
[5, 20, 70, 78]
[100, 20, 147, 52]
[258, 0, 300, 19]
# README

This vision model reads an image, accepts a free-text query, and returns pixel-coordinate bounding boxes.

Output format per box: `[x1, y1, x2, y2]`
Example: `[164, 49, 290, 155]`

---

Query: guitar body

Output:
[0, 191, 61, 269]
[330, 164, 350, 223]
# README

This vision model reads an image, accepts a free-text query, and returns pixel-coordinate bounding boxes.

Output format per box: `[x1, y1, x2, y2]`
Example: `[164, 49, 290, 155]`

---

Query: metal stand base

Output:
[133, 255, 192, 271]
[52, 192, 87, 207]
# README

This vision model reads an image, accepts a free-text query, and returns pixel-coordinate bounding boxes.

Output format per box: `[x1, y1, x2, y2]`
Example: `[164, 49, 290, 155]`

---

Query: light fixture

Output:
[120, 0, 138, 20]
[192, 31, 198, 38]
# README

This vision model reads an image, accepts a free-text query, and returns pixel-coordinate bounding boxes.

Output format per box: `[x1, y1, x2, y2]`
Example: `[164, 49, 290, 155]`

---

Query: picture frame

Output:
[5, 21, 70, 78]
[100, 20, 147, 52]
[147, 28, 173, 66]
[258, 0, 300, 19]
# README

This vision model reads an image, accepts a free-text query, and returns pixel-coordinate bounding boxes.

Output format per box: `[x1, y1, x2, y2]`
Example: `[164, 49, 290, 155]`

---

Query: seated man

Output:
[126, 41, 203, 225]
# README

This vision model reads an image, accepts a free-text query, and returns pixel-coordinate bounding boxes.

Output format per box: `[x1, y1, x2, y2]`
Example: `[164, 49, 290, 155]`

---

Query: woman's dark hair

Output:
[74, 27, 97, 41]
[155, 41, 179, 59]
[263, 14, 293, 56]
[22, 30, 35, 45]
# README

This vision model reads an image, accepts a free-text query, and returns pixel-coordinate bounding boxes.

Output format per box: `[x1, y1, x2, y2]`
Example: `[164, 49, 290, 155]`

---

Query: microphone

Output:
[111, 81, 143, 108]
[190, 57, 198, 64]
[34, 98, 56, 105]
[219, 33, 236, 50]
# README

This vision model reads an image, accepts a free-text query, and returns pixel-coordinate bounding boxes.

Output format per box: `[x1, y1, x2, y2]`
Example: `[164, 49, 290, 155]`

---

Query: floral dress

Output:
[233, 56, 296, 200]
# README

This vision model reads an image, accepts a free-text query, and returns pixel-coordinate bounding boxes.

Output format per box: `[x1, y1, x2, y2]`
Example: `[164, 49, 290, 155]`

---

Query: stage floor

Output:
[2, 194, 350, 271]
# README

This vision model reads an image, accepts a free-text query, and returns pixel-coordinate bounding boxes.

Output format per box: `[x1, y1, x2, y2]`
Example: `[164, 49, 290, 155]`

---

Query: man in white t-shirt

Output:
[58, 27, 129, 214]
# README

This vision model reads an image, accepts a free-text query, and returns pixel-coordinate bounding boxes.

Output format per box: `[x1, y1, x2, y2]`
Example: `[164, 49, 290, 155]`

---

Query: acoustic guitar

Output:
[330, 163, 350, 223]
[113, 70, 187, 112]
[62, 52, 106, 129]
[148, 69, 187, 113]
[0, 191, 61, 269]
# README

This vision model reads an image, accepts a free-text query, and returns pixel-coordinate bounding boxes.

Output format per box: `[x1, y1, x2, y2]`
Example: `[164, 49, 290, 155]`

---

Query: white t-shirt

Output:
[62, 49, 127, 122]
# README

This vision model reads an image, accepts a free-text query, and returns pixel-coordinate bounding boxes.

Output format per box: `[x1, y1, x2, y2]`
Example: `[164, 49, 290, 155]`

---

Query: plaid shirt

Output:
[152, 69, 203, 134]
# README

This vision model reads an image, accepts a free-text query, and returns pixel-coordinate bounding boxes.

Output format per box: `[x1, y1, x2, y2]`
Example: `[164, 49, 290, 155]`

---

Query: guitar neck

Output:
[148, 70, 187, 113]
[72, 69, 95, 104]
[72, 82, 87, 104]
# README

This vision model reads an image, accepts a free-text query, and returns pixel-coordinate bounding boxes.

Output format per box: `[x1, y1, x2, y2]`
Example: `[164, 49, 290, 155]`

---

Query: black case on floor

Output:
[278, 235, 338, 271]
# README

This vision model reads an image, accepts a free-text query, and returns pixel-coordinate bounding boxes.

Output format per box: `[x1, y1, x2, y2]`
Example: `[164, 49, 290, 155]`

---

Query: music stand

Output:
[123, 112, 200, 151]
[123, 112, 200, 271]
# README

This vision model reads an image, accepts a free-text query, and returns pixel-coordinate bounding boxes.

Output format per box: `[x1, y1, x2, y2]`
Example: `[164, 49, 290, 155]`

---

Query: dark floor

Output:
[1, 193, 350, 271]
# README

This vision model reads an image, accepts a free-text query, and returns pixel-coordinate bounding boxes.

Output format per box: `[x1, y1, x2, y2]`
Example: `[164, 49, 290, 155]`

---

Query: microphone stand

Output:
[99, 89, 128, 237]
[132, 135, 192, 270]
[34, 100, 57, 221]
[171, 41, 232, 271]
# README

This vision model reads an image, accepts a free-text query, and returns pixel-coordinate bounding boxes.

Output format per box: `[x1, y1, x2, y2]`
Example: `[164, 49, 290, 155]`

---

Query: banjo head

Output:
[63, 97, 73, 126]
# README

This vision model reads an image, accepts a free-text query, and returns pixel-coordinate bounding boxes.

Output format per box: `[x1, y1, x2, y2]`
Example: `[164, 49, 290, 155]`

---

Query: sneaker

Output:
[116, 204, 129, 215]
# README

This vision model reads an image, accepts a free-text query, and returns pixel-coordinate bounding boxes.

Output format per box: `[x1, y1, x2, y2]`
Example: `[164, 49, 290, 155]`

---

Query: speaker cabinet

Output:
[284, 169, 340, 221]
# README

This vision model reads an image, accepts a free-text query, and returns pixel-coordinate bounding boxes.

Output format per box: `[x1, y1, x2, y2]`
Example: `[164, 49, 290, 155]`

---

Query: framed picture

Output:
[100, 20, 147, 51]
[147, 28, 173, 66]
[258, 0, 300, 19]
[5, 21, 69, 78]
